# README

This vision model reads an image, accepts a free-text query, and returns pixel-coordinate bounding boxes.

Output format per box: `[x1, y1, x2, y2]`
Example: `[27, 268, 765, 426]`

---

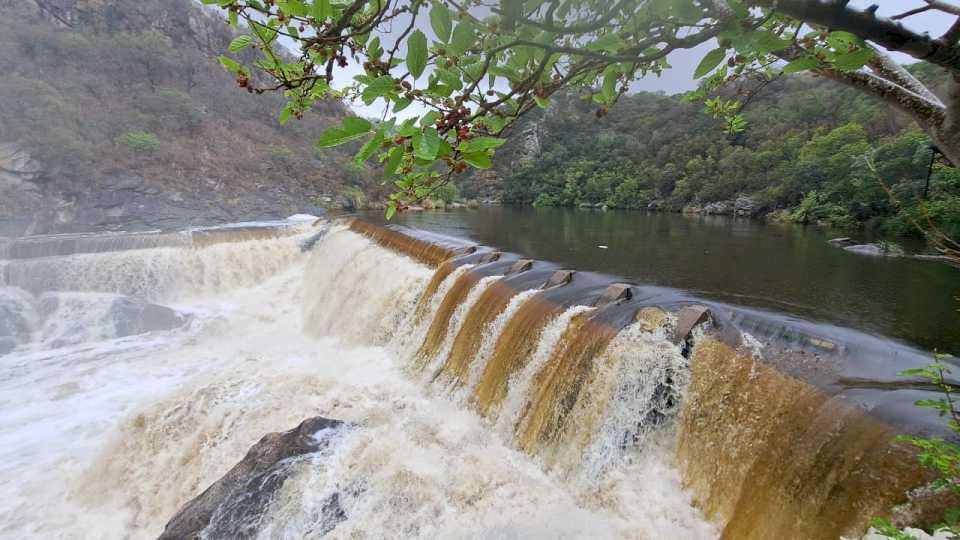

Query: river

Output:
[363, 206, 960, 354]
[0, 215, 952, 539]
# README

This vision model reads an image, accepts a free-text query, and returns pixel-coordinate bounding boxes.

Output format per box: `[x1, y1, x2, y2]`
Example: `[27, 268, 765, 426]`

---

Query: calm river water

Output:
[360, 206, 960, 354]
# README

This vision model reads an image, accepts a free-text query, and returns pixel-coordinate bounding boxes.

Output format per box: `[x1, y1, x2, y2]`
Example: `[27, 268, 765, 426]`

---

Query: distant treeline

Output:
[477, 64, 960, 238]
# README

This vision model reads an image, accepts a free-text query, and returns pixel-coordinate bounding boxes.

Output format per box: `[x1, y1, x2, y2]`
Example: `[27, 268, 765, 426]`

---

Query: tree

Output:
[202, 0, 960, 217]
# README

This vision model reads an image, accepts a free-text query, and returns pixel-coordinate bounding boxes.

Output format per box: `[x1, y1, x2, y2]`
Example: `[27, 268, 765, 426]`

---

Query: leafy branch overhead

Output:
[205, 0, 960, 217]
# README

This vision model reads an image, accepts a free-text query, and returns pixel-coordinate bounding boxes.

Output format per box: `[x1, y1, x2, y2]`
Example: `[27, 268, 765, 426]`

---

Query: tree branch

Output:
[820, 68, 946, 128]
[759, 0, 960, 74]
[867, 48, 943, 106]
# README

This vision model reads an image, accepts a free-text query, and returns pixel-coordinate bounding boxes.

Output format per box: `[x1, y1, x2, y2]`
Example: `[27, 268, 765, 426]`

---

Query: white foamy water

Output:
[0, 224, 714, 539]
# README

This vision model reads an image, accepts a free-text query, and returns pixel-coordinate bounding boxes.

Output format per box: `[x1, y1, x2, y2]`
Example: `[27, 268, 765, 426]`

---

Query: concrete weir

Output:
[347, 217, 958, 539]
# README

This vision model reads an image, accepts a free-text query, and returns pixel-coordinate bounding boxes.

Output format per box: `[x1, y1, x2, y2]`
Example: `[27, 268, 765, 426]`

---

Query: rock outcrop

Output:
[158, 417, 347, 540]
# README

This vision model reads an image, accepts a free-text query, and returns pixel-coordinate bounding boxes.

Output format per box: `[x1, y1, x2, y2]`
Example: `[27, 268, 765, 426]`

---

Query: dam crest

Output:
[0, 217, 953, 539]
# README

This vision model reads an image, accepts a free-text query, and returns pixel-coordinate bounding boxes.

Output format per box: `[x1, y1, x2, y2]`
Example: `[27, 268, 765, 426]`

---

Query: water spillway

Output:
[344, 218, 955, 539]
[0, 217, 952, 539]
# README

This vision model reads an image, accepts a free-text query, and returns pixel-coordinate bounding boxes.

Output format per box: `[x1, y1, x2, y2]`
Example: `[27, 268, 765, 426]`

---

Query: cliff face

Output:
[0, 0, 367, 235]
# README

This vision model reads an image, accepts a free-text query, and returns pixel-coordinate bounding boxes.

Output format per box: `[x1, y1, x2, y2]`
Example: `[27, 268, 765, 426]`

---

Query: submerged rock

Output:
[0, 287, 38, 353]
[38, 293, 187, 347]
[845, 244, 884, 256]
[828, 237, 856, 247]
[158, 417, 347, 540]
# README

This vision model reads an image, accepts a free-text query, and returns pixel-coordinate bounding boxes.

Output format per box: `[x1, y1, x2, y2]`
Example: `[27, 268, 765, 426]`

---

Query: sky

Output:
[308, 1, 952, 118]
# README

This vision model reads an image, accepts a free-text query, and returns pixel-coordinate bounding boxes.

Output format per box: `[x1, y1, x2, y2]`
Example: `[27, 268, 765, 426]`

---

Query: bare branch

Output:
[925, 0, 960, 17]
[820, 68, 945, 128]
[867, 48, 944, 106]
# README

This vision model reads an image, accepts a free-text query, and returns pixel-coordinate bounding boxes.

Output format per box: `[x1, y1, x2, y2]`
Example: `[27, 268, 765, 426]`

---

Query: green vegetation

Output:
[488, 76, 960, 238]
[114, 132, 161, 154]
[208, 0, 960, 225]
[871, 359, 960, 539]
[0, 0, 381, 232]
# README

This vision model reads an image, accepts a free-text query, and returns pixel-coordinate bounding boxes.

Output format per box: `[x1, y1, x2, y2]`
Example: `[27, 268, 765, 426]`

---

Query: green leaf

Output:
[827, 31, 863, 51]
[218, 55, 244, 74]
[228, 9, 238, 28]
[361, 76, 397, 105]
[383, 146, 404, 179]
[313, 0, 332, 20]
[458, 136, 506, 153]
[832, 47, 874, 71]
[317, 116, 372, 147]
[413, 128, 442, 160]
[450, 20, 476, 55]
[782, 57, 819, 74]
[343, 116, 372, 133]
[407, 30, 428, 79]
[601, 65, 619, 103]
[420, 110, 441, 128]
[279, 106, 292, 125]
[694, 48, 726, 79]
[430, 3, 453, 43]
[354, 129, 385, 164]
[461, 151, 492, 169]
[228, 35, 253, 53]
[277, 0, 309, 17]
[386, 203, 397, 220]
[393, 98, 412, 113]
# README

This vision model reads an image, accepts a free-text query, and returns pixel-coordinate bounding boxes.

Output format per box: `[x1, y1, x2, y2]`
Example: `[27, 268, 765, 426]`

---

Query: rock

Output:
[844, 244, 884, 257]
[828, 237, 856, 247]
[107, 174, 145, 191]
[111, 298, 185, 337]
[672, 305, 712, 346]
[509, 259, 533, 274]
[0, 287, 37, 350]
[544, 270, 575, 288]
[913, 254, 960, 269]
[37, 293, 187, 347]
[0, 143, 43, 188]
[703, 201, 733, 215]
[158, 417, 347, 540]
[594, 283, 632, 308]
[734, 196, 755, 216]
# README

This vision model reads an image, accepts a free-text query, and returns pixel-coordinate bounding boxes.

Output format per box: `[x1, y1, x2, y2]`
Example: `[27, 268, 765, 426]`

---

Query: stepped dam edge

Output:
[0, 216, 954, 539]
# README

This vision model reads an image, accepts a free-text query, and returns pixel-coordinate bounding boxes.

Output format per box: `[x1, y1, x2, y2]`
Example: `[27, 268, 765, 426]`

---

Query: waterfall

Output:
[0, 218, 948, 539]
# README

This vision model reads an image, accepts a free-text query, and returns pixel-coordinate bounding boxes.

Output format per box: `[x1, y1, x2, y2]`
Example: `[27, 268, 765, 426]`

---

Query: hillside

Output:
[466, 65, 960, 238]
[0, 0, 372, 235]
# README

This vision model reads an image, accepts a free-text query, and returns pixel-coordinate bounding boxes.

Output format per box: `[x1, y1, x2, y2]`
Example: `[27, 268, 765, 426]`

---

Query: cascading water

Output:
[0, 218, 946, 539]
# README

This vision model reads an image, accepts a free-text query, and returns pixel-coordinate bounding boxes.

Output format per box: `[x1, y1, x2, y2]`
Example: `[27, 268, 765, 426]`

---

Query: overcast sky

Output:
[318, 1, 951, 118]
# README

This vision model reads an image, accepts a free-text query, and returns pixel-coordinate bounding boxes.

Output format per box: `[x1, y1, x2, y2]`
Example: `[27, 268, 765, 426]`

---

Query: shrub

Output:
[433, 182, 461, 204]
[341, 186, 366, 210]
[114, 131, 160, 153]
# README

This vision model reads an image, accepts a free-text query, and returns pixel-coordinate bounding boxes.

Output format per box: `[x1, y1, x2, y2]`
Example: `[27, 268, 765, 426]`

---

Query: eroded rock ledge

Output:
[158, 416, 347, 540]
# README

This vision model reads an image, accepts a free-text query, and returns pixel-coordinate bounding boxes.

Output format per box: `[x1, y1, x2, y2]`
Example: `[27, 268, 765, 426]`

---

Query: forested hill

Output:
[0, 0, 371, 235]
[470, 65, 960, 238]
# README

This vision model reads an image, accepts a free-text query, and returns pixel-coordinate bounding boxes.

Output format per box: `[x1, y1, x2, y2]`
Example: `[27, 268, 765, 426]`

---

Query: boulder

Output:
[112, 298, 186, 337]
[703, 201, 733, 215]
[37, 293, 187, 347]
[734, 196, 755, 216]
[844, 244, 884, 257]
[158, 417, 348, 540]
[828, 237, 856, 247]
[0, 287, 37, 352]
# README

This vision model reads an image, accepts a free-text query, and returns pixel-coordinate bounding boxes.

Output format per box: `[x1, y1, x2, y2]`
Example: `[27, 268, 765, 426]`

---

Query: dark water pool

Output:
[359, 206, 960, 354]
